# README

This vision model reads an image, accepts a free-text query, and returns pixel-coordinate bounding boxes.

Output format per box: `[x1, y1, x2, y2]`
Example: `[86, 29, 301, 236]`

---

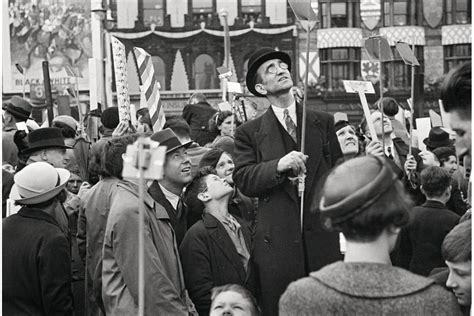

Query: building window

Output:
[446, 0, 471, 24]
[241, 0, 263, 24]
[383, 0, 409, 26]
[320, 0, 358, 28]
[142, 0, 164, 26]
[152, 56, 166, 91]
[320, 48, 360, 91]
[444, 44, 471, 72]
[194, 54, 219, 89]
[382, 46, 423, 91]
[192, 0, 214, 26]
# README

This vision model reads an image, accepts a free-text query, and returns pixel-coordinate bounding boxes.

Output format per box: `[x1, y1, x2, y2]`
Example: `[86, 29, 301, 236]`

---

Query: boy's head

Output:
[420, 166, 452, 201]
[442, 220, 472, 307]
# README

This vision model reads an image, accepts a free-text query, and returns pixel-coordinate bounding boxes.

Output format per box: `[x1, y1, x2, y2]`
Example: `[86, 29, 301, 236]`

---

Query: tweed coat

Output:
[3, 207, 74, 315]
[179, 213, 255, 315]
[102, 180, 195, 315]
[279, 261, 462, 315]
[233, 104, 343, 315]
[182, 101, 218, 146]
[392, 200, 460, 276]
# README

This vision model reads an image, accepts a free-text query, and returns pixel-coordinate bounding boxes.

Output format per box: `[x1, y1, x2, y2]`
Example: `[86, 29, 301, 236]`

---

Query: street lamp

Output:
[219, 9, 230, 69]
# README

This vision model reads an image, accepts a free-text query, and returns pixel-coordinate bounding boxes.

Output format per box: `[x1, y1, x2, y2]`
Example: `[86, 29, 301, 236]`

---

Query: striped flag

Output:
[133, 47, 166, 132]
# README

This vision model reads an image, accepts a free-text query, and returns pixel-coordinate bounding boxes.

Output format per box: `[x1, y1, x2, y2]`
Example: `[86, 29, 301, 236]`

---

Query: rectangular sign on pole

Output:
[111, 36, 131, 123]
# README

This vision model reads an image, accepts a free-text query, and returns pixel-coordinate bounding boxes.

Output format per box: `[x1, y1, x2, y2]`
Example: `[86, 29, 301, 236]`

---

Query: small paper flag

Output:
[395, 41, 420, 66]
[364, 36, 392, 62]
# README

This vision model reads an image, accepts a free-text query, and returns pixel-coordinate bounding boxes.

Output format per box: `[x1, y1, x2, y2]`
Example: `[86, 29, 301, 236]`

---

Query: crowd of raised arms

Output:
[2, 50, 471, 316]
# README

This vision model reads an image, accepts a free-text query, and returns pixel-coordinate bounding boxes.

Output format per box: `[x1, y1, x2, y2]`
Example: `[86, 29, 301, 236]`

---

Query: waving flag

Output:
[133, 47, 166, 132]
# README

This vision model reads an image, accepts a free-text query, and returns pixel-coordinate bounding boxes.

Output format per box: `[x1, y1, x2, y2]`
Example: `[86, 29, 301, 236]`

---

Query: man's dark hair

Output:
[164, 116, 191, 139]
[101, 134, 139, 178]
[441, 61, 471, 118]
[188, 93, 207, 104]
[376, 97, 400, 117]
[420, 166, 451, 198]
[442, 219, 471, 263]
[183, 167, 215, 215]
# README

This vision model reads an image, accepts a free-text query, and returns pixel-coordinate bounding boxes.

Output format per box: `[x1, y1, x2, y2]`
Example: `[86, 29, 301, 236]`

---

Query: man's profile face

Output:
[44, 148, 69, 168]
[446, 260, 472, 307]
[255, 58, 293, 96]
[370, 111, 393, 137]
[447, 111, 471, 156]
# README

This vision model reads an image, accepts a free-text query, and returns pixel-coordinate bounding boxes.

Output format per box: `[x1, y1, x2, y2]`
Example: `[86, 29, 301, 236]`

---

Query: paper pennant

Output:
[395, 41, 420, 66]
[111, 36, 131, 122]
[288, 0, 317, 31]
[364, 36, 392, 62]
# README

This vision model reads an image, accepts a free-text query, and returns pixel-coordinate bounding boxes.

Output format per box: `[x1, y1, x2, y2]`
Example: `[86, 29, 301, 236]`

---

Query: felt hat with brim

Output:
[319, 155, 398, 226]
[2, 96, 33, 121]
[53, 115, 78, 131]
[22, 127, 72, 155]
[150, 128, 192, 153]
[423, 127, 454, 149]
[246, 47, 292, 97]
[10, 162, 70, 205]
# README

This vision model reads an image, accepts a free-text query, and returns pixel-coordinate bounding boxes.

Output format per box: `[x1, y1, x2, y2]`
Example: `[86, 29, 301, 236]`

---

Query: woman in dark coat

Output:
[180, 169, 255, 316]
[279, 156, 462, 315]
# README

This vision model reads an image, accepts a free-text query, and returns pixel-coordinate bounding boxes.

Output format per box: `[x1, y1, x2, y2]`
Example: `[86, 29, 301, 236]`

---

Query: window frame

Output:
[319, 47, 361, 91]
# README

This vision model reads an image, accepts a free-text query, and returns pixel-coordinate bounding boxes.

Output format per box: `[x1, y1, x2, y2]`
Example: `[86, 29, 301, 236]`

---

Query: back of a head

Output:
[441, 62, 471, 118]
[102, 134, 139, 178]
[101, 107, 120, 129]
[442, 219, 471, 263]
[164, 116, 191, 140]
[319, 156, 411, 241]
[378, 97, 400, 117]
[189, 93, 207, 105]
[420, 166, 451, 198]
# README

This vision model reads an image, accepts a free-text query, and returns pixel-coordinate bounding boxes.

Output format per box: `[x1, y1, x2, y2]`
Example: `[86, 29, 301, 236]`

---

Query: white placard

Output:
[342, 80, 375, 94]
[415, 117, 432, 151]
[227, 82, 243, 93]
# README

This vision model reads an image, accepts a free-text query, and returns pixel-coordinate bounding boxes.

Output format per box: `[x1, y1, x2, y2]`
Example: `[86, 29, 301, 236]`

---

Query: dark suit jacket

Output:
[3, 207, 74, 315]
[148, 181, 188, 246]
[233, 104, 343, 315]
[182, 102, 218, 146]
[392, 200, 460, 276]
[179, 213, 254, 316]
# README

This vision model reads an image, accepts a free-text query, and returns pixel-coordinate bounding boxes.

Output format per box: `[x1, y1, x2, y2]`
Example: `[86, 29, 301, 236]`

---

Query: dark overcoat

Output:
[392, 200, 460, 276]
[233, 104, 343, 315]
[182, 102, 218, 146]
[179, 213, 255, 315]
[3, 207, 74, 315]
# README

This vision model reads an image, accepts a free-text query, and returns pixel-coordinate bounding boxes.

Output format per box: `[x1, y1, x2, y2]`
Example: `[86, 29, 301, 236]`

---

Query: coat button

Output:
[201, 126, 206, 130]
[263, 235, 271, 243]
[263, 196, 269, 202]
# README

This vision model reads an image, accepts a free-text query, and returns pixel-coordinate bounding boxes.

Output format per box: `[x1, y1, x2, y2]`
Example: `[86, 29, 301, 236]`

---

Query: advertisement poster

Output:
[3, 0, 91, 94]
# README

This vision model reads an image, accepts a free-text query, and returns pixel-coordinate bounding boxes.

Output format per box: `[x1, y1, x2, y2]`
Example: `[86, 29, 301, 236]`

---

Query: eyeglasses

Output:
[267, 62, 289, 74]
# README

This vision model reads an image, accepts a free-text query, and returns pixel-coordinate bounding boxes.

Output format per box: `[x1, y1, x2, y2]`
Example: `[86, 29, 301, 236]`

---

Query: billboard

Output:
[3, 0, 91, 94]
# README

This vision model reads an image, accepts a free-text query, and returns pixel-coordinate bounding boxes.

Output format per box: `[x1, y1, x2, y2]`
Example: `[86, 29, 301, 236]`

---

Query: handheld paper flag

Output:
[288, 0, 318, 31]
[395, 41, 420, 66]
[364, 36, 392, 61]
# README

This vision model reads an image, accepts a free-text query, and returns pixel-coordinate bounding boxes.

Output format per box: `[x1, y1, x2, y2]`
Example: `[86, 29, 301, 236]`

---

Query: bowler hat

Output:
[150, 128, 192, 154]
[246, 47, 292, 97]
[319, 155, 397, 225]
[22, 127, 72, 155]
[2, 96, 32, 121]
[423, 127, 454, 149]
[10, 162, 70, 205]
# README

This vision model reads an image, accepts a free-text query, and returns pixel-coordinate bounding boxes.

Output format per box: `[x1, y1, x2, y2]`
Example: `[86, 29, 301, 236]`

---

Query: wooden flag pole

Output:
[409, 42, 416, 156]
[378, 38, 385, 150]
[42, 61, 54, 126]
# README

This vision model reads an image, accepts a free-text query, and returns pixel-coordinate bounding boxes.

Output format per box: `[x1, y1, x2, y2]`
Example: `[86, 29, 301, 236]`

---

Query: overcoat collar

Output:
[310, 261, 434, 298]
[422, 200, 447, 209]
[18, 207, 61, 228]
[256, 104, 322, 203]
[118, 180, 169, 219]
[203, 213, 250, 282]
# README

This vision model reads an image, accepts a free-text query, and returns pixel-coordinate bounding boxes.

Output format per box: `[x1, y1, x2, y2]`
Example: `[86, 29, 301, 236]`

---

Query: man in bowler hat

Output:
[2, 96, 33, 167]
[232, 47, 343, 315]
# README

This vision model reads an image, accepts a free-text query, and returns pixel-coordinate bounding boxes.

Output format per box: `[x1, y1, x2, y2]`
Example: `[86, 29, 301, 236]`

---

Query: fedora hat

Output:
[150, 128, 192, 154]
[53, 115, 78, 131]
[423, 127, 454, 149]
[22, 127, 72, 155]
[2, 96, 32, 121]
[10, 162, 70, 205]
[245, 47, 292, 97]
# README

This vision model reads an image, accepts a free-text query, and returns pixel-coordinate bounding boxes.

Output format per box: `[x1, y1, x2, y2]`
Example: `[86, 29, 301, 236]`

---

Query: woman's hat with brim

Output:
[246, 47, 292, 97]
[319, 155, 397, 225]
[2, 96, 33, 121]
[423, 127, 454, 149]
[10, 162, 70, 205]
[150, 128, 192, 153]
[22, 127, 73, 155]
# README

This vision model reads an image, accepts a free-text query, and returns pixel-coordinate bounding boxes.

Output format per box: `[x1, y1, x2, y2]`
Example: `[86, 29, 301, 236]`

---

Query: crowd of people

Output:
[2, 48, 471, 316]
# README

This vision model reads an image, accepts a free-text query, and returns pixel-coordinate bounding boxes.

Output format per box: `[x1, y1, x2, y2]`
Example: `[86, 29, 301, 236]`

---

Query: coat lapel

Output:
[204, 214, 247, 281]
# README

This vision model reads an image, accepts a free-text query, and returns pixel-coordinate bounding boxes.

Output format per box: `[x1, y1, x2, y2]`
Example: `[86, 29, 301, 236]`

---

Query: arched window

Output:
[151, 56, 166, 90]
[194, 54, 218, 89]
